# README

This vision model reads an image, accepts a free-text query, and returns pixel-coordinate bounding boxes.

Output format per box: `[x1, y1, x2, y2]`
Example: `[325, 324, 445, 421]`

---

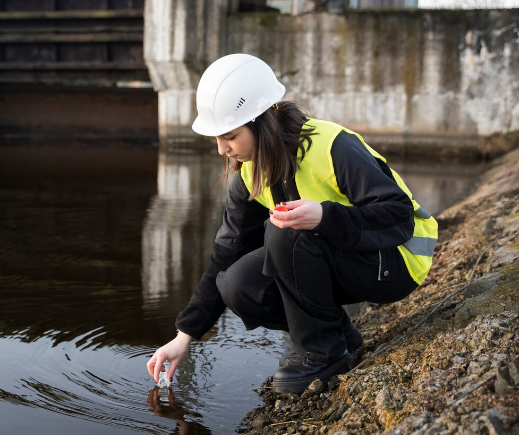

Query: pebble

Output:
[302, 379, 323, 397]
[493, 353, 509, 361]
[322, 400, 347, 422]
[274, 400, 289, 411]
[241, 310, 519, 435]
[467, 361, 484, 375]
[252, 414, 269, 429]
[452, 355, 465, 365]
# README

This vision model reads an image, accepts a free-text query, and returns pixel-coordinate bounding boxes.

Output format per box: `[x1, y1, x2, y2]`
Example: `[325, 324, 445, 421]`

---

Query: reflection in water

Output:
[0, 143, 484, 435]
[393, 160, 481, 216]
[147, 387, 210, 435]
[0, 145, 285, 435]
[140, 151, 286, 434]
[142, 152, 228, 306]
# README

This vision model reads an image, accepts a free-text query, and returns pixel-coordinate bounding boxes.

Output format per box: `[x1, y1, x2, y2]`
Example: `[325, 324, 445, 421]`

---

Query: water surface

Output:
[0, 145, 286, 435]
[0, 144, 483, 434]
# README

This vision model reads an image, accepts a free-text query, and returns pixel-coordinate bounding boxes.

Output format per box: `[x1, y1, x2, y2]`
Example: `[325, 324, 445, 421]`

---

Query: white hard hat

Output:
[192, 53, 286, 137]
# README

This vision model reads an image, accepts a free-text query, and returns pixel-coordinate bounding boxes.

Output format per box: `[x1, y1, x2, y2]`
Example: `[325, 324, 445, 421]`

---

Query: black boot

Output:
[278, 327, 362, 367]
[344, 326, 363, 353]
[341, 309, 363, 353]
[272, 352, 352, 394]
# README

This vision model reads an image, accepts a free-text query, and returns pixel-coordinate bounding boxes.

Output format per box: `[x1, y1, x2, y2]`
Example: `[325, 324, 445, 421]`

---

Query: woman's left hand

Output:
[269, 199, 323, 230]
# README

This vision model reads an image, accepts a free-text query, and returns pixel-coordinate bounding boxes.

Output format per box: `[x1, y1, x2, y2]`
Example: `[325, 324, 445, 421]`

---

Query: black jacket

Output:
[175, 131, 415, 339]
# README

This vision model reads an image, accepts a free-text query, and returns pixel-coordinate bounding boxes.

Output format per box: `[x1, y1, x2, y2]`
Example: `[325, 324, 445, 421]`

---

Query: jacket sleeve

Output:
[312, 131, 415, 251]
[175, 174, 269, 340]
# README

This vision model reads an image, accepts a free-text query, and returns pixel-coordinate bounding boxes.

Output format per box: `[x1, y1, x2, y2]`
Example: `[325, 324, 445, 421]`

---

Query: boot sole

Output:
[272, 352, 352, 394]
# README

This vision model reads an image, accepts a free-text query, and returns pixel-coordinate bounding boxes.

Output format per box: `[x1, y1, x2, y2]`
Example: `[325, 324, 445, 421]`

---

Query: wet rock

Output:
[251, 414, 270, 429]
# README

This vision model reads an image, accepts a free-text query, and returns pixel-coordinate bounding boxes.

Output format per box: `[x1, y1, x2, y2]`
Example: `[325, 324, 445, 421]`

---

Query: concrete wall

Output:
[144, 0, 226, 142]
[144, 3, 519, 152]
[228, 10, 518, 140]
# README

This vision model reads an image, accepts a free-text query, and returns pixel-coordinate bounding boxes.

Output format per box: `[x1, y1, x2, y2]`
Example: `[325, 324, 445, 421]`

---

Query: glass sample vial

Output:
[157, 372, 170, 388]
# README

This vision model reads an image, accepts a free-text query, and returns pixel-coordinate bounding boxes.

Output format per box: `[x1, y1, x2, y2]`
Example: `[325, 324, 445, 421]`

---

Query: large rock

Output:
[454, 259, 519, 329]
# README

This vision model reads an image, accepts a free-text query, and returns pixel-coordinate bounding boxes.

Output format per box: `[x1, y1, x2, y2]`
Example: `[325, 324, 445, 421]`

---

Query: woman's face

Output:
[216, 126, 255, 162]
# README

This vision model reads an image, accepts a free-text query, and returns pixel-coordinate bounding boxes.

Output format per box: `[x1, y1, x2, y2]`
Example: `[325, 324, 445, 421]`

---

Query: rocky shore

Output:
[240, 148, 519, 435]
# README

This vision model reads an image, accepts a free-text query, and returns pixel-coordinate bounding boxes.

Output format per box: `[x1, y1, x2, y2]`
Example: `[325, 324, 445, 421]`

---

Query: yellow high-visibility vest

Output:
[241, 118, 437, 285]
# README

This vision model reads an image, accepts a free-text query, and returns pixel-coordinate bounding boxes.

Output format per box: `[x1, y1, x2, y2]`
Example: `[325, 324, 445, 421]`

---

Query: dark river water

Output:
[0, 143, 482, 434]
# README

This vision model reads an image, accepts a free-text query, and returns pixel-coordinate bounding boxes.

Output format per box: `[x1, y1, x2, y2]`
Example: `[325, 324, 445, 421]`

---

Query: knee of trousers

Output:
[216, 269, 255, 317]
[264, 220, 301, 262]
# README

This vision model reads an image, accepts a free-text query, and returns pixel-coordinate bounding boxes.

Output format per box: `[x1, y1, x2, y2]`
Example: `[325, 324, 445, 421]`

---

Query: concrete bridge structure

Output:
[0, 0, 158, 143]
[144, 1, 519, 159]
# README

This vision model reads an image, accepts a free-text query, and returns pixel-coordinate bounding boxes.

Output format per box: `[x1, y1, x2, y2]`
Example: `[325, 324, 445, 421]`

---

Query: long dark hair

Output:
[222, 101, 315, 200]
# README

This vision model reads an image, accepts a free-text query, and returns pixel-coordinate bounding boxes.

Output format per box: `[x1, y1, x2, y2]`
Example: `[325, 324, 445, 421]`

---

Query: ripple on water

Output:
[0, 333, 204, 434]
[0, 313, 286, 435]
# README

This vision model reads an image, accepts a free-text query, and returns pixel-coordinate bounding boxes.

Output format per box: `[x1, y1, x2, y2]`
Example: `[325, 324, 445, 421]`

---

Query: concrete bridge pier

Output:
[144, 4, 519, 159]
[144, 0, 227, 146]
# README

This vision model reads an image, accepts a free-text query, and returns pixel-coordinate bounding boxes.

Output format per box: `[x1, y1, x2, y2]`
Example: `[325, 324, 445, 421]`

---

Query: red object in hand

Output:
[275, 205, 289, 212]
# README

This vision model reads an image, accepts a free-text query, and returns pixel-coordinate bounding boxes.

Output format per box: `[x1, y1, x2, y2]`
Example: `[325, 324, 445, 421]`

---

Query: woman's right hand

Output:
[146, 331, 193, 384]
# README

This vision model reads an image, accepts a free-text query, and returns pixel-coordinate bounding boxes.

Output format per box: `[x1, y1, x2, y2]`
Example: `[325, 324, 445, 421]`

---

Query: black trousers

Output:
[216, 220, 418, 362]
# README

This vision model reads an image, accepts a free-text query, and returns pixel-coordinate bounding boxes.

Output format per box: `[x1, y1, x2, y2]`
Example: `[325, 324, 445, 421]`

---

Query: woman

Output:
[147, 53, 437, 394]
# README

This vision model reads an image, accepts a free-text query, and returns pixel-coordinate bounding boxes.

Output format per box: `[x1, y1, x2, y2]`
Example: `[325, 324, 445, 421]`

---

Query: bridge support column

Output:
[144, 0, 226, 145]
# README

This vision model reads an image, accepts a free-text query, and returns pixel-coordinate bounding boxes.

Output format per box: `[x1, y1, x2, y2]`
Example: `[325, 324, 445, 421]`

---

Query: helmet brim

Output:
[192, 117, 232, 137]
[192, 84, 286, 137]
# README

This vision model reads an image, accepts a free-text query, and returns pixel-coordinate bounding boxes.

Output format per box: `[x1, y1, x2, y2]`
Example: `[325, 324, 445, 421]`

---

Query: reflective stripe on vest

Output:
[415, 206, 432, 219]
[404, 236, 437, 257]
[241, 118, 438, 285]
